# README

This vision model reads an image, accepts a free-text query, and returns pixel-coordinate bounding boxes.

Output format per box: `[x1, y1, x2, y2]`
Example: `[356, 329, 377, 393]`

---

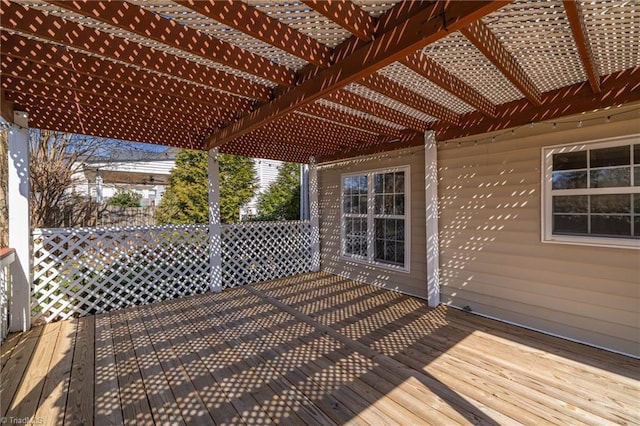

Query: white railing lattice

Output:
[32, 221, 312, 323]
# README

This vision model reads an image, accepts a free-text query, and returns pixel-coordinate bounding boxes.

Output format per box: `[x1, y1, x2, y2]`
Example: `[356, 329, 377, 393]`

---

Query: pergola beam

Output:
[433, 67, 640, 141]
[563, 0, 601, 94]
[47, 0, 295, 87]
[1, 32, 257, 109]
[175, 0, 333, 68]
[205, 1, 508, 149]
[358, 72, 460, 125]
[0, 1, 271, 101]
[460, 20, 542, 106]
[301, 0, 376, 42]
[400, 52, 497, 117]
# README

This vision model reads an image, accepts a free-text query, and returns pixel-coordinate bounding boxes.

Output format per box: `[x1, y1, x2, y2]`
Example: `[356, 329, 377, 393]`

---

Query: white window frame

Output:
[340, 166, 411, 272]
[541, 134, 640, 249]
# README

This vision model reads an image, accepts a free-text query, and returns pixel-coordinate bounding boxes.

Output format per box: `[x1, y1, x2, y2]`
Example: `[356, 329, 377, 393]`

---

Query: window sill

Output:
[339, 254, 411, 274]
[542, 236, 640, 250]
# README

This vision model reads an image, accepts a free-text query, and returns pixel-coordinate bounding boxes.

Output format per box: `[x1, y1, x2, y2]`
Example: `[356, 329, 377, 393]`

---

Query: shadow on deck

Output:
[1, 272, 638, 425]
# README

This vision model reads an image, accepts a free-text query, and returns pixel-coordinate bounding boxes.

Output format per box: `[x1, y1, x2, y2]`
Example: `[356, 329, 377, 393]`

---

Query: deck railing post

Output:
[309, 157, 320, 272]
[208, 148, 222, 292]
[7, 114, 31, 331]
[425, 130, 440, 307]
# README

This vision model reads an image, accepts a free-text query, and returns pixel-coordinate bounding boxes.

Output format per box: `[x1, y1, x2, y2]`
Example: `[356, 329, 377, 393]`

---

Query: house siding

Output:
[318, 148, 428, 298]
[438, 106, 640, 356]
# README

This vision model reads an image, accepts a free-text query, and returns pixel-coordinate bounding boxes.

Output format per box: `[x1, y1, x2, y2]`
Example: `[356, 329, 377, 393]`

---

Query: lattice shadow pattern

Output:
[32, 222, 312, 323]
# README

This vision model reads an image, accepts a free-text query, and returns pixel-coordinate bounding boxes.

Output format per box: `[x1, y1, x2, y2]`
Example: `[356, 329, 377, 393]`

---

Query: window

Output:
[542, 135, 640, 249]
[342, 166, 410, 270]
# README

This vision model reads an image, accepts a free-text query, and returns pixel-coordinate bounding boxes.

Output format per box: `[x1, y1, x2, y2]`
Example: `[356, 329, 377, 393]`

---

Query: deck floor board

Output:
[2, 272, 638, 425]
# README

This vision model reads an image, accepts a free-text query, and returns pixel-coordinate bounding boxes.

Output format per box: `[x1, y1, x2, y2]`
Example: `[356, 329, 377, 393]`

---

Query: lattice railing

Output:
[221, 221, 312, 288]
[31, 221, 312, 323]
[0, 249, 14, 343]
[32, 225, 210, 324]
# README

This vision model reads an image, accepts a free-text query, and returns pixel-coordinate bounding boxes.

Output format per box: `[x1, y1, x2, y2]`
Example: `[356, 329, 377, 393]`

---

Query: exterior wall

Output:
[318, 147, 428, 298]
[438, 106, 639, 356]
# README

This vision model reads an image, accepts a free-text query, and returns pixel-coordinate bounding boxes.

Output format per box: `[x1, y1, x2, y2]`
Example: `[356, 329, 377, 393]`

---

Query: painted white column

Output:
[208, 148, 222, 292]
[300, 164, 310, 221]
[309, 157, 320, 272]
[425, 131, 440, 308]
[7, 117, 31, 331]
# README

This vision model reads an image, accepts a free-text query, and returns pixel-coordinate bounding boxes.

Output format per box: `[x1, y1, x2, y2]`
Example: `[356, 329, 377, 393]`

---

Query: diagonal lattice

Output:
[221, 221, 312, 288]
[31, 221, 312, 323]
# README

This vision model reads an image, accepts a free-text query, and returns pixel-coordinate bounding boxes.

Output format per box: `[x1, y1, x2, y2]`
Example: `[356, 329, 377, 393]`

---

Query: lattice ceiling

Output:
[1, 0, 638, 163]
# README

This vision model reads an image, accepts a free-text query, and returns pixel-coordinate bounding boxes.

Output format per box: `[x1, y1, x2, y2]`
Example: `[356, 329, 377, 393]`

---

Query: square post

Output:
[208, 148, 222, 292]
[300, 164, 310, 221]
[7, 114, 31, 331]
[425, 131, 440, 307]
[309, 157, 320, 272]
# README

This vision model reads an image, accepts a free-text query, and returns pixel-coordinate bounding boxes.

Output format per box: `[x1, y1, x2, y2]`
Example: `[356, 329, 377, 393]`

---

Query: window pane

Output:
[553, 195, 588, 213]
[635, 194, 640, 214]
[359, 176, 368, 194]
[384, 173, 394, 192]
[343, 196, 352, 213]
[634, 166, 640, 186]
[553, 215, 588, 235]
[635, 217, 640, 237]
[374, 174, 383, 194]
[590, 168, 630, 188]
[359, 195, 368, 214]
[635, 144, 640, 164]
[384, 195, 394, 214]
[394, 194, 405, 215]
[552, 171, 587, 189]
[591, 216, 631, 236]
[591, 194, 631, 214]
[374, 195, 383, 214]
[553, 151, 587, 171]
[394, 173, 405, 193]
[396, 219, 405, 241]
[375, 239, 385, 260]
[395, 242, 405, 264]
[590, 146, 630, 168]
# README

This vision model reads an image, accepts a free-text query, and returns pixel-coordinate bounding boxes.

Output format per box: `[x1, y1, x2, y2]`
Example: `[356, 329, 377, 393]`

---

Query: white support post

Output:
[309, 157, 320, 272]
[208, 148, 222, 292]
[8, 115, 31, 331]
[300, 164, 310, 221]
[425, 131, 440, 308]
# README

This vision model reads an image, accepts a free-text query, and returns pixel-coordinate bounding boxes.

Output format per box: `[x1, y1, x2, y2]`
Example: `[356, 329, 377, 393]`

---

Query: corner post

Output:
[425, 131, 440, 308]
[8, 113, 31, 331]
[208, 148, 222, 292]
[309, 157, 320, 272]
[300, 164, 310, 221]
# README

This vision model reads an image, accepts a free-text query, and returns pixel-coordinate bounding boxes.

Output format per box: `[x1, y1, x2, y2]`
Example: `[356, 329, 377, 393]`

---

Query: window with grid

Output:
[542, 135, 640, 249]
[342, 167, 410, 270]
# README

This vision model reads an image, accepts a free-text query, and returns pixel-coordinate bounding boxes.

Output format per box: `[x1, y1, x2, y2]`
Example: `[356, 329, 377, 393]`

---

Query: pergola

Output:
[1, 0, 638, 164]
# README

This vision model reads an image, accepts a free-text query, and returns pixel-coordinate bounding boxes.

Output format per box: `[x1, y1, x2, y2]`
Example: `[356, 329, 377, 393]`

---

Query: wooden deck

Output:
[2, 272, 638, 425]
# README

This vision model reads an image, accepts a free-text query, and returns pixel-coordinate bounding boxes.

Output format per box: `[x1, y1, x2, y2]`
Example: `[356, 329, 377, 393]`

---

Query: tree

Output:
[255, 162, 301, 221]
[107, 190, 142, 208]
[29, 130, 103, 228]
[156, 150, 257, 224]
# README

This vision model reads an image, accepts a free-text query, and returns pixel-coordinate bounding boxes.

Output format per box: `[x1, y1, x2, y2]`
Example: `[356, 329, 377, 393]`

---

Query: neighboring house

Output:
[72, 147, 178, 207]
[240, 158, 283, 219]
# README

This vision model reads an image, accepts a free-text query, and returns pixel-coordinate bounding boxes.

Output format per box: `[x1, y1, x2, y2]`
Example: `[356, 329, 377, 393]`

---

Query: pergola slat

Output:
[563, 0, 601, 94]
[1, 32, 255, 110]
[359, 72, 460, 125]
[47, 0, 296, 87]
[0, 1, 271, 101]
[301, 0, 376, 42]
[205, 1, 508, 149]
[460, 20, 543, 106]
[175, 0, 333, 68]
[400, 52, 497, 117]
[318, 131, 424, 162]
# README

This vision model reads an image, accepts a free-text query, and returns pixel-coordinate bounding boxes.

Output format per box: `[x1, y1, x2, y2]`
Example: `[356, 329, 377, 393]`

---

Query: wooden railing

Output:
[0, 247, 16, 343]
